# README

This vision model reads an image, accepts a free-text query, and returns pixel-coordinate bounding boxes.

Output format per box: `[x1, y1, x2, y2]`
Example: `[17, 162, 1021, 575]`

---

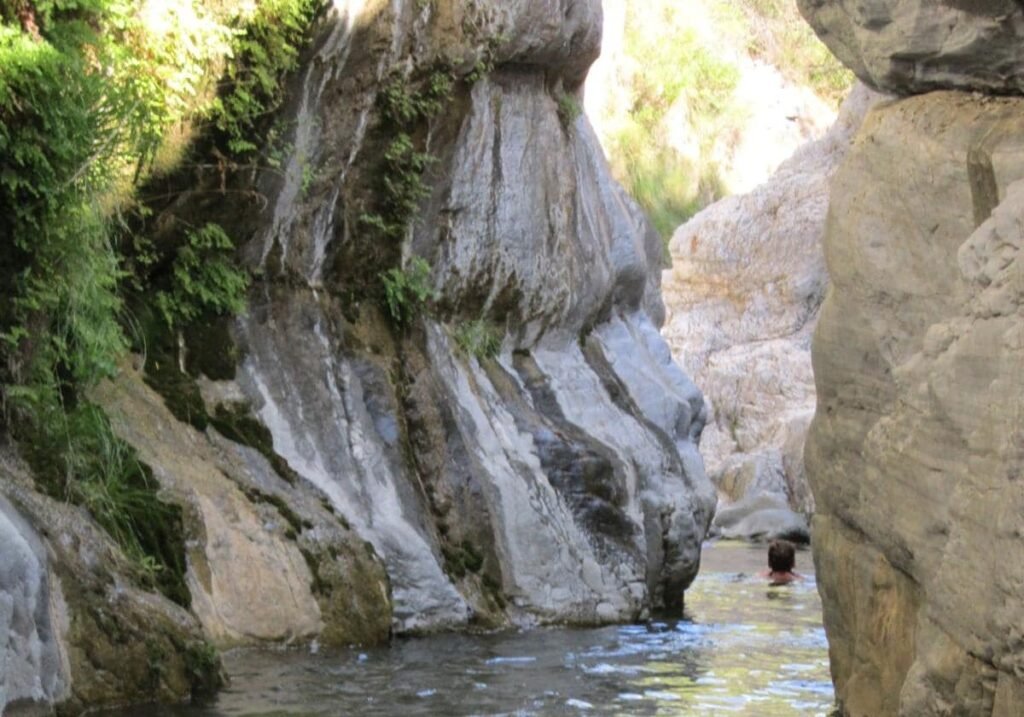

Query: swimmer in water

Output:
[761, 539, 802, 585]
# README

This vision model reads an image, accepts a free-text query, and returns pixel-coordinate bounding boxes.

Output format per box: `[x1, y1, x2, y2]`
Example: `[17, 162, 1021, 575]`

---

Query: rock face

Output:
[0, 492, 68, 714]
[221, 0, 715, 631]
[661, 84, 882, 535]
[2, 1, 716, 712]
[808, 91, 1024, 716]
[93, 369, 392, 648]
[797, 0, 1024, 95]
[0, 451, 219, 713]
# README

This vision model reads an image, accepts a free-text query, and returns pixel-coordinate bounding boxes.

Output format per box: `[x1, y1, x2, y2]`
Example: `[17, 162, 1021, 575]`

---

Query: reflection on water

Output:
[108, 542, 833, 716]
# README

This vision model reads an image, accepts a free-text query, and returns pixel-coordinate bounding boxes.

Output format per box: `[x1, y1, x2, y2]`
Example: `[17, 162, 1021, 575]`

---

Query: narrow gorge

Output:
[0, 1, 1022, 716]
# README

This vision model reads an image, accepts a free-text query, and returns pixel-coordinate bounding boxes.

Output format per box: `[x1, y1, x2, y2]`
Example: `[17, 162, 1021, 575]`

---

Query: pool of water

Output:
[111, 541, 833, 716]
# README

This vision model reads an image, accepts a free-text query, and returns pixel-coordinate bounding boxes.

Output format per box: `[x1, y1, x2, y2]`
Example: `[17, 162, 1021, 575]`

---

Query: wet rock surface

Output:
[809, 90, 1024, 716]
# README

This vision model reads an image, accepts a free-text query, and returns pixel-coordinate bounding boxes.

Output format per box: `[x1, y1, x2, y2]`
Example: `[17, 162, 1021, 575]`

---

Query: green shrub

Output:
[380, 257, 436, 326]
[356, 68, 454, 325]
[605, 17, 738, 245]
[154, 223, 250, 329]
[358, 69, 453, 250]
[184, 640, 224, 697]
[599, 0, 851, 247]
[13, 397, 190, 606]
[0, 0, 319, 597]
[208, 0, 325, 158]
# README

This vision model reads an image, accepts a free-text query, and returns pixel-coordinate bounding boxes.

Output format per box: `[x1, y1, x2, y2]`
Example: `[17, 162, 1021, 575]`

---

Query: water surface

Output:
[112, 541, 832, 716]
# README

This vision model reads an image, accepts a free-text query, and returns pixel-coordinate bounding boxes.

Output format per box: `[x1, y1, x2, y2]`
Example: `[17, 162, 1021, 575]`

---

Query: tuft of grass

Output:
[184, 640, 224, 698]
[453, 320, 502, 359]
[15, 399, 190, 606]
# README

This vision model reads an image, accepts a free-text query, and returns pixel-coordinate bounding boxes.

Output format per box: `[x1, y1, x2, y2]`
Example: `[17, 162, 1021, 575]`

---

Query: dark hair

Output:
[768, 539, 796, 572]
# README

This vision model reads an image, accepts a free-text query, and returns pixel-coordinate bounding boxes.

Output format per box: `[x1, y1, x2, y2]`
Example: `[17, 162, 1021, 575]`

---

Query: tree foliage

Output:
[0, 0, 320, 598]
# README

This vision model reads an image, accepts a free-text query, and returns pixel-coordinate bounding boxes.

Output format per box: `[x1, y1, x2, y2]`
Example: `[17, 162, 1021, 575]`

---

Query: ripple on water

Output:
[98, 542, 834, 717]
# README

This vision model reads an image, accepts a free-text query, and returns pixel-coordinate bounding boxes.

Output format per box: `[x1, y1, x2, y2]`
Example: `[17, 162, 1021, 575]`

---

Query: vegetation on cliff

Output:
[0, 0, 321, 600]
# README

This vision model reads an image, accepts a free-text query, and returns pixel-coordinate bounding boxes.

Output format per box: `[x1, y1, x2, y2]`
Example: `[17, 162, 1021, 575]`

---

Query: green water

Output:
[109, 541, 833, 716]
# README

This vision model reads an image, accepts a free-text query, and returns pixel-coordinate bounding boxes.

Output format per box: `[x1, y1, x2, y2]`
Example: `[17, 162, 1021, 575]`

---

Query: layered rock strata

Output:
[807, 78, 1024, 717]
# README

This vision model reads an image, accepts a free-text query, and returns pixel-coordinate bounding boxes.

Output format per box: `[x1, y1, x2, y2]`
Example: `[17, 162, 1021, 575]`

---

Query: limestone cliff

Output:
[220, 0, 715, 632]
[1, 1, 715, 712]
[660, 84, 882, 539]
[801, 2, 1024, 714]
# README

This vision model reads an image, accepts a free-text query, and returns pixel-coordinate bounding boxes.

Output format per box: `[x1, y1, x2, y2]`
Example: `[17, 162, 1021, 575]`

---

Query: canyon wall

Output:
[661, 83, 882, 541]
[800, 1, 1024, 714]
[0, 1, 715, 712]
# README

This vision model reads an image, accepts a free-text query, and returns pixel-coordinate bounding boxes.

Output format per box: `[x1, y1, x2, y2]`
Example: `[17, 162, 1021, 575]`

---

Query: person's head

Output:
[768, 539, 796, 573]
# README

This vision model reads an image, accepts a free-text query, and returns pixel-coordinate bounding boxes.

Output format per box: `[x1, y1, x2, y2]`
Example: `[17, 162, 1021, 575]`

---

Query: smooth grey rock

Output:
[662, 83, 884, 516]
[220, 0, 715, 630]
[809, 90, 1024, 716]
[797, 0, 1024, 95]
[237, 291, 471, 634]
[712, 493, 810, 544]
[0, 495, 68, 714]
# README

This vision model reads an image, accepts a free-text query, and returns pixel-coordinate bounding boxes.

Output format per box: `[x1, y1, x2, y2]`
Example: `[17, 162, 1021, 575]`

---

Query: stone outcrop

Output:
[808, 90, 1024, 716]
[661, 83, 882, 536]
[0, 451, 220, 714]
[797, 0, 1024, 95]
[93, 368, 392, 648]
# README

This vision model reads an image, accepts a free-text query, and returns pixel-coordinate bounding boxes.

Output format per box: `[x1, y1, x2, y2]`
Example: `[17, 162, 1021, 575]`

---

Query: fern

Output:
[154, 224, 250, 329]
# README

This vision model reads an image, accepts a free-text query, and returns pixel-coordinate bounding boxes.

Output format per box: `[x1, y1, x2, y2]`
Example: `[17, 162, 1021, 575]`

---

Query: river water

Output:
[113, 541, 833, 716]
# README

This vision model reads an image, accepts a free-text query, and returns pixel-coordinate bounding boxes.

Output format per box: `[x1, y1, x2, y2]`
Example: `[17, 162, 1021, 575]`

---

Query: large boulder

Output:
[93, 368, 393, 648]
[662, 83, 884, 525]
[809, 90, 1024, 716]
[797, 0, 1024, 95]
